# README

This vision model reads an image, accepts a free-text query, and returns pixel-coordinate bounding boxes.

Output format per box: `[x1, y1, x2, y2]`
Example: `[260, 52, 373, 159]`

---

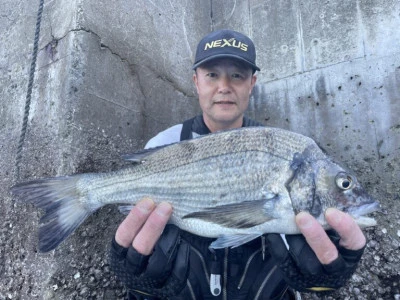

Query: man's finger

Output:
[296, 211, 338, 264]
[115, 198, 155, 248]
[325, 208, 366, 250]
[133, 202, 173, 255]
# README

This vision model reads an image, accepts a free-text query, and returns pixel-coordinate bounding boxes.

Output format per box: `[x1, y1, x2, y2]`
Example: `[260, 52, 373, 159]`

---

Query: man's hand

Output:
[296, 208, 366, 264]
[109, 198, 190, 298]
[266, 208, 366, 293]
[115, 198, 172, 253]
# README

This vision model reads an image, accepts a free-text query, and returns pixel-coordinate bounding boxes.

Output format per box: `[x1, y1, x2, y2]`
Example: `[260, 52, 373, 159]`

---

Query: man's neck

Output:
[203, 115, 244, 133]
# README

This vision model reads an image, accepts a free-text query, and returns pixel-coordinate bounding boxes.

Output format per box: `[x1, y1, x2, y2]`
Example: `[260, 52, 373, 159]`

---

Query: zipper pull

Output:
[210, 260, 221, 296]
[261, 236, 266, 261]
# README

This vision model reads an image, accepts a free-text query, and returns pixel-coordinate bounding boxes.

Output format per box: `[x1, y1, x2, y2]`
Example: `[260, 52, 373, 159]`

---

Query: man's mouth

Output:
[214, 100, 235, 105]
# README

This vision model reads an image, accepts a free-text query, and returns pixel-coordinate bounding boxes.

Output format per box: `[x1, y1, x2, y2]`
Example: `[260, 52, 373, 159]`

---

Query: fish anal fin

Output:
[209, 234, 263, 249]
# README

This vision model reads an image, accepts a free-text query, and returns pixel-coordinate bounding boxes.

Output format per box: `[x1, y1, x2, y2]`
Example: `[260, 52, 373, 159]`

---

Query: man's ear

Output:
[250, 74, 257, 95]
[193, 72, 200, 94]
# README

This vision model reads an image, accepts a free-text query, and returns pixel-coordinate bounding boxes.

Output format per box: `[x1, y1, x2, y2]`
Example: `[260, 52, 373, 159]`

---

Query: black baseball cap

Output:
[193, 29, 260, 72]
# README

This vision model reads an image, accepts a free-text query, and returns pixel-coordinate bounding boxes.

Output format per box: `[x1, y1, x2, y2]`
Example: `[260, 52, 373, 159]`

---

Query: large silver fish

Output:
[11, 127, 379, 252]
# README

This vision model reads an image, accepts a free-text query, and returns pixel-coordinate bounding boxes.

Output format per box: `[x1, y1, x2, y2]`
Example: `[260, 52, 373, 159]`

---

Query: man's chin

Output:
[207, 115, 243, 131]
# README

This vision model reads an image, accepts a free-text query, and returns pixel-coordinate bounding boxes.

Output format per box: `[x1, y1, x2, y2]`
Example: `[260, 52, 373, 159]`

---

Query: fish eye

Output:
[335, 173, 354, 190]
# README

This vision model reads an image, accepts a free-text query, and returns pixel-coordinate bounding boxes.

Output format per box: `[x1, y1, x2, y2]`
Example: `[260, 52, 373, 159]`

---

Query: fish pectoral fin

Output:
[183, 197, 278, 229]
[210, 233, 263, 249]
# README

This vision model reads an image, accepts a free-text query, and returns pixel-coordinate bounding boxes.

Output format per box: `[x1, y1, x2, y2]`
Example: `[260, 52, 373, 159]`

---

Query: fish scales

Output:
[80, 128, 292, 198]
[88, 151, 280, 214]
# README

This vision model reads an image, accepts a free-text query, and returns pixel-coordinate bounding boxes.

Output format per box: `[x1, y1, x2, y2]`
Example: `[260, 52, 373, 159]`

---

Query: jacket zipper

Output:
[254, 265, 278, 300]
[238, 236, 266, 290]
[186, 279, 196, 300]
[223, 248, 229, 300]
[210, 254, 222, 296]
[187, 239, 295, 300]
[190, 245, 210, 283]
[237, 248, 262, 290]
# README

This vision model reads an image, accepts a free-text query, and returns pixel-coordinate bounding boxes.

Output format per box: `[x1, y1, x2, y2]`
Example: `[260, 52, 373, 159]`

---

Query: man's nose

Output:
[218, 75, 232, 93]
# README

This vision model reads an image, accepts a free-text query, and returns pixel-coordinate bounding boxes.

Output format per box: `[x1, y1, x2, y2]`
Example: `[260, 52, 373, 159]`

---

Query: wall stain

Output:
[315, 75, 327, 103]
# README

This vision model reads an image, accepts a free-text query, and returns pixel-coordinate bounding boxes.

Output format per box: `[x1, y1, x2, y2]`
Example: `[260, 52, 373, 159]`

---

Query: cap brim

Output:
[192, 54, 260, 71]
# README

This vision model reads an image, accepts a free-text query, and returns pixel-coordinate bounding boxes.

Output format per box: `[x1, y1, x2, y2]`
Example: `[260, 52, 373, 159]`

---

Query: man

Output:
[110, 29, 366, 299]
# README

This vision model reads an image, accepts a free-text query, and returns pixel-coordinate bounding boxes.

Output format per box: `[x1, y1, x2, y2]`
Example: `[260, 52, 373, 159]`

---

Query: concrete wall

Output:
[1, 0, 399, 299]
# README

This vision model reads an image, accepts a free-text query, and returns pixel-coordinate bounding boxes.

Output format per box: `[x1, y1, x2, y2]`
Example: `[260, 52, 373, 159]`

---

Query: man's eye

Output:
[232, 73, 246, 79]
[207, 72, 217, 78]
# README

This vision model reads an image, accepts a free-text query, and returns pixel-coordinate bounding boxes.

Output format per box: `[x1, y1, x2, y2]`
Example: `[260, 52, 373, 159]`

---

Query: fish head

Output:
[313, 159, 379, 227]
[287, 153, 379, 228]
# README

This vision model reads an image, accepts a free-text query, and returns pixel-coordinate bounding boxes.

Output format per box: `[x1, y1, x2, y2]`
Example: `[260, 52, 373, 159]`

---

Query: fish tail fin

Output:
[11, 174, 99, 252]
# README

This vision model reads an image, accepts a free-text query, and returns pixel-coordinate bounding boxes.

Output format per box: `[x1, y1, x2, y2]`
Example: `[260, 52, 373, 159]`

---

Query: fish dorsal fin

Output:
[121, 144, 172, 163]
[183, 195, 278, 229]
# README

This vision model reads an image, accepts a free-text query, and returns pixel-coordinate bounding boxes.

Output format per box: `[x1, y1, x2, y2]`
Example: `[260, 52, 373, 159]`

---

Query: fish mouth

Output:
[347, 201, 380, 218]
[347, 202, 380, 228]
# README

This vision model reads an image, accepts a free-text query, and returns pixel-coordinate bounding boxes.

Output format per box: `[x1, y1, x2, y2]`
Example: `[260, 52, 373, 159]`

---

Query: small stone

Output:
[351, 274, 363, 283]
[79, 287, 88, 295]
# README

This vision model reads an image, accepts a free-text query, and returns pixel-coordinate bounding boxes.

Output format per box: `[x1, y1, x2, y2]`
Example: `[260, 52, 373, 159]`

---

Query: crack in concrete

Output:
[39, 27, 129, 64]
[42, 27, 194, 99]
[87, 93, 141, 114]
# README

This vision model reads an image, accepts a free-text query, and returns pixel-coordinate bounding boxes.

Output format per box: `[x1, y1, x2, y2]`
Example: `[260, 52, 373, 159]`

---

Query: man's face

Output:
[193, 58, 257, 132]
